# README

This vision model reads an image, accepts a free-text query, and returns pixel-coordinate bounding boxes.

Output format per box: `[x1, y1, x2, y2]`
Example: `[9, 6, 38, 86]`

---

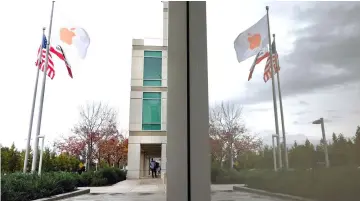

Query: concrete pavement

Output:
[63, 179, 291, 201]
[78, 179, 165, 194]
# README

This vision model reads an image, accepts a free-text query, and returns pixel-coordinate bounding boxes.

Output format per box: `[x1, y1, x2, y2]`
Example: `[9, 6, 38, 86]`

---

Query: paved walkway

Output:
[78, 178, 165, 194]
[65, 179, 289, 201]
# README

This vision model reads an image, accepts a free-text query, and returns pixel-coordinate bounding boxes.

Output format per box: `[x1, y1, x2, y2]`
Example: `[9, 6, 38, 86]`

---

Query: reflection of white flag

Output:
[234, 15, 269, 63]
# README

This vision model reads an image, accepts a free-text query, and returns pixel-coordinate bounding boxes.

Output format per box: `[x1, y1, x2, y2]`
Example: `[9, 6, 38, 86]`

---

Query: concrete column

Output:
[163, 1, 168, 46]
[145, 156, 150, 177]
[127, 143, 140, 179]
[167, 2, 210, 201]
[161, 143, 167, 178]
[140, 152, 145, 177]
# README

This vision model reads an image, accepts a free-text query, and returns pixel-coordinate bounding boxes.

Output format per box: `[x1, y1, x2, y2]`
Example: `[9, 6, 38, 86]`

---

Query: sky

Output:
[0, 0, 359, 149]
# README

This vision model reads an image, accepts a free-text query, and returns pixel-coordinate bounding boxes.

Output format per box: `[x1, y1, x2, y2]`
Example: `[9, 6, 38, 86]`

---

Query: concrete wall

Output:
[128, 135, 166, 144]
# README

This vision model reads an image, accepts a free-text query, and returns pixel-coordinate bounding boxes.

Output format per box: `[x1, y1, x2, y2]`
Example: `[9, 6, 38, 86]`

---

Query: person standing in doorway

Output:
[150, 158, 157, 178]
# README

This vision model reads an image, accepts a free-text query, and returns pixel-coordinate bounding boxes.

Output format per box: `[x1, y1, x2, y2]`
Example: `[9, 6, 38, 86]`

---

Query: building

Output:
[127, 2, 210, 200]
[127, 2, 168, 179]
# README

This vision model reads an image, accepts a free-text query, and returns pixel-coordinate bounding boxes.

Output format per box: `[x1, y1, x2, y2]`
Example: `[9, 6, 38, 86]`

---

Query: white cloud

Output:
[0, 0, 358, 149]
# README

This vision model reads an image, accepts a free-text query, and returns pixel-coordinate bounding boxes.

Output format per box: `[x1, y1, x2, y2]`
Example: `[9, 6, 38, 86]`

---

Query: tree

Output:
[52, 152, 80, 171]
[289, 139, 315, 169]
[8, 143, 22, 172]
[354, 126, 360, 165]
[98, 134, 128, 167]
[65, 102, 118, 170]
[56, 102, 120, 171]
[42, 147, 55, 172]
[1, 146, 10, 172]
[56, 136, 86, 158]
[209, 101, 261, 169]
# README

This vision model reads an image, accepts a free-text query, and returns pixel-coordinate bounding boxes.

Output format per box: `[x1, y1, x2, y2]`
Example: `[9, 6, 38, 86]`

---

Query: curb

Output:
[33, 189, 90, 201]
[233, 186, 316, 201]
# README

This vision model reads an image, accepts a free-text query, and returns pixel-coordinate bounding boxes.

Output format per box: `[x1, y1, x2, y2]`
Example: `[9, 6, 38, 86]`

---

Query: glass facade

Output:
[142, 92, 161, 130]
[143, 50, 162, 86]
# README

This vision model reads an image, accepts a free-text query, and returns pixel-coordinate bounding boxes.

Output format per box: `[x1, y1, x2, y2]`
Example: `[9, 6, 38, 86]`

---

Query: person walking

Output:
[150, 158, 157, 178]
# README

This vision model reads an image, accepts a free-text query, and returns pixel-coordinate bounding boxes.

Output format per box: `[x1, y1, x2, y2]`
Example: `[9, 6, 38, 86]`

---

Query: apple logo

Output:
[247, 33, 261, 50]
[60, 28, 76, 45]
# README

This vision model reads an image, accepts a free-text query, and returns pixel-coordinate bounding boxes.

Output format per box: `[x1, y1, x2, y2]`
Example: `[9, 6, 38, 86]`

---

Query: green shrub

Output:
[90, 177, 108, 186]
[211, 165, 222, 183]
[1, 172, 78, 201]
[95, 168, 118, 185]
[1, 168, 128, 200]
[245, 166, 360, 201]
[211, 166, 259, 184]
[76, 171, 94, 187]
[52, 172, 78, 192]
[114, 168, 127, 181]
[93, 167, 127, 185]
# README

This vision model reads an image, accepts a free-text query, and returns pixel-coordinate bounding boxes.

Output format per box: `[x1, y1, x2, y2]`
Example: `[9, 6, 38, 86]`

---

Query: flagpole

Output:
[31, 1, 55, 174]
[23, 27, 46, 173]
[273, 34, 289, 170]
[266, 6, 282, 169]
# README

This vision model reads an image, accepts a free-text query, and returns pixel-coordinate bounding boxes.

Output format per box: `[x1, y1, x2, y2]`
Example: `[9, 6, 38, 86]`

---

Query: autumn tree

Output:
[56, 136, 86, 159]
[98, 136, 128, 167]
[209, 101, 261, 169]
[56, 102, 120, 170]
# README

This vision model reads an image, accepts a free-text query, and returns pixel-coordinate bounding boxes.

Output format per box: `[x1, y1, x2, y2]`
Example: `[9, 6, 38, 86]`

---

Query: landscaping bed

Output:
[1, 167, 127, 201]
[243, 166, 360, 201]
[212, 166, 360, 201]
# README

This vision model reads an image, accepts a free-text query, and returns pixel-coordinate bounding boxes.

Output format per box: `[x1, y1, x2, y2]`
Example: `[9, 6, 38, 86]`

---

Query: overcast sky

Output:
[0, 0, 359, 148]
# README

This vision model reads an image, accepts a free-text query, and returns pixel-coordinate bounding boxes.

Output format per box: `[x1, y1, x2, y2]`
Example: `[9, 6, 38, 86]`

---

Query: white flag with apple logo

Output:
[234, 15, 269, 63]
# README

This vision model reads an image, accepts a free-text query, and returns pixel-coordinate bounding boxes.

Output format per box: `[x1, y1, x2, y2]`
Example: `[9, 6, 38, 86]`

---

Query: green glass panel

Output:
[144, 51, 162, 57]
[143, 92, 161, 99]
[142, 124, 161, 130]
[143, 80, 162, 86]
[142, 99, 161, 124]
[144, 57, 162, 80]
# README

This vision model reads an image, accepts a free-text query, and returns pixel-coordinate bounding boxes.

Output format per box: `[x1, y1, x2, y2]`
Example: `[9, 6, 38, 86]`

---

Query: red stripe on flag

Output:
[36, 47, 55, 79]
[256, 51, 269, 64]
[263, 53, 279, 83]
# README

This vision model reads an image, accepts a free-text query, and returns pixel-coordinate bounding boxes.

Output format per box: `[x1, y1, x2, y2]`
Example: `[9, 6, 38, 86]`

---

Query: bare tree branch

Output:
[71, 102, 118, 170]
[209, 101, 262, 169]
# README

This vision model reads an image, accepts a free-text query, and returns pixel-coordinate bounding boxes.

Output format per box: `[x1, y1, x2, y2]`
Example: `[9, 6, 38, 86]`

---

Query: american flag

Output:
[35, 34, 55, 79]
[50, 45, 73, 78]
[263, 40, 280, 83]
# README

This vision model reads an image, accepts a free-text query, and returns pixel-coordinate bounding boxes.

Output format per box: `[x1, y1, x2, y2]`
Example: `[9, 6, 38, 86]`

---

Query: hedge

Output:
[211, 165, 258, 184]
[212, 166, 360, 201]
[244, 166, 360, 201]
[1, 168, 127, 201]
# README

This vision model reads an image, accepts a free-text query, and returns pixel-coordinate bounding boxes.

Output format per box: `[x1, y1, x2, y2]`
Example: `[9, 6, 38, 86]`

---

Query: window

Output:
[142, 92, 161, 130]
[143, 51, 162, 86]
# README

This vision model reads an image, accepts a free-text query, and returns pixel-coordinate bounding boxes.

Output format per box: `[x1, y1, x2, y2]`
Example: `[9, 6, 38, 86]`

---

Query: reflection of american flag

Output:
[35, 34, 55, 79]
[263, 40, 280, 83]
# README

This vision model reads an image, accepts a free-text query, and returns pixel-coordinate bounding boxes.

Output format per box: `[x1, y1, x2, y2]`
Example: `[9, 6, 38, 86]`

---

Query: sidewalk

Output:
[78, 179, 164, 194]
[79, 179, 242, 194]
[68, 182, 285, 201]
